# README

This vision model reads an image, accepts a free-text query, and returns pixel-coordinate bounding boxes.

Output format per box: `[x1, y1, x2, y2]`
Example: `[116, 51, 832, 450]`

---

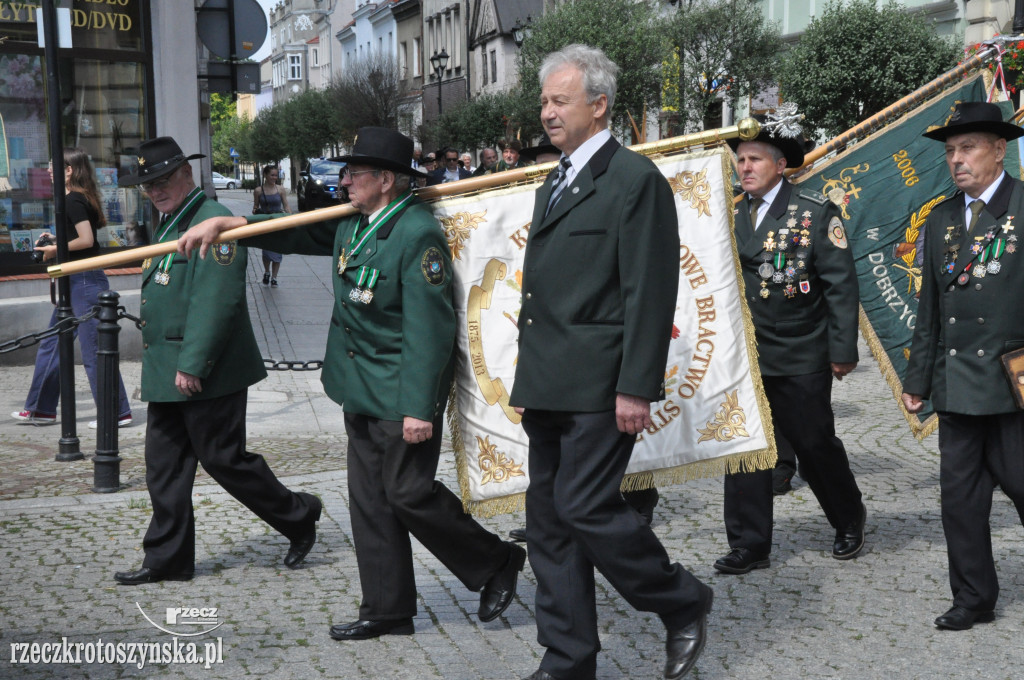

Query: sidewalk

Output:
[1, 193, 1022, 678]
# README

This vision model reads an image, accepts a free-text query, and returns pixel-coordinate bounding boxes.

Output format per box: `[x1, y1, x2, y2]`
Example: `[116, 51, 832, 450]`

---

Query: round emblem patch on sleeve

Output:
[828, 216, 848, 249]
[421, 246, 446, 285]
[212, 241, 237, 265]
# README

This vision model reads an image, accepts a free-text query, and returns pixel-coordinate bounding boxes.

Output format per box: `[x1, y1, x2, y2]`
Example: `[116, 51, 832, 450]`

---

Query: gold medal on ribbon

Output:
[338, 249, 349, 275]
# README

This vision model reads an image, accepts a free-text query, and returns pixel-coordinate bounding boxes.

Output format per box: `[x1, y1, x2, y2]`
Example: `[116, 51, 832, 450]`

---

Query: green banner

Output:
[795, 73, 1018, 437]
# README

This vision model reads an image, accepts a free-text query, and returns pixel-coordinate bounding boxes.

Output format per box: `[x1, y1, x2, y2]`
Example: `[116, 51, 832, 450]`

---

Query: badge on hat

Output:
[421, 246, 445, 285]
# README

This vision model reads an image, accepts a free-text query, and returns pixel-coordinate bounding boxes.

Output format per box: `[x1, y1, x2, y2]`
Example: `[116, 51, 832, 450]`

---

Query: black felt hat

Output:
[118, 137, 204, 187]
[922, 101, 1024, 141]
[520, 133, 560, 162]
[331, 127, 428, 178]
[727, 114, 806, 167]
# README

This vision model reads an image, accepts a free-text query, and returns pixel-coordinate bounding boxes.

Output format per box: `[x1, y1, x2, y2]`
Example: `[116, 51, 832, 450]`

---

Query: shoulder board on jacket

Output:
[797, 189, 828, 205]
[935, 191, 963, 209]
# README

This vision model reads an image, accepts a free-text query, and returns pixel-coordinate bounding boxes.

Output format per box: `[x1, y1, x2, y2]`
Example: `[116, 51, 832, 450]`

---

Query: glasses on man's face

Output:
[141, 174, 176, 194]
[446, 156, 459, 164]
[341, 167, 377, 181]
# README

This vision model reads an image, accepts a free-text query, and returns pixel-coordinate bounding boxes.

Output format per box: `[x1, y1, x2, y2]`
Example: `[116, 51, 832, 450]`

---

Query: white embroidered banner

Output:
[438, 147, 775, 517]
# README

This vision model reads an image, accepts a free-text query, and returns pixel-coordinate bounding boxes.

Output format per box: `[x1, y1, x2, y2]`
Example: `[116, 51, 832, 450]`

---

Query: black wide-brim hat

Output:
[330, 127, 428, 179]
[118, 136, 204, 187]
[520, 133, 560, 162]
[922, 101, 1024, 141]
[727, 114, 805, 167]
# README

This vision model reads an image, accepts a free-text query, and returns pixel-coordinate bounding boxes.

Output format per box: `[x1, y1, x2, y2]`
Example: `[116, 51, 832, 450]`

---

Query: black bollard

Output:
[92, 290, 122, 493]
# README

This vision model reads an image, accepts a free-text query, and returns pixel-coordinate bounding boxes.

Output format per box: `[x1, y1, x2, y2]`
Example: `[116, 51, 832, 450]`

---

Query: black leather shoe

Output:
[772, 466, 794, 495]
[509, 527, 527, 542]
[934, 606, 995, 630]
[664, 589, 713, 679]
[522, 671, 559, 680]
[328, 618, 415, 640]
[832, 502, 866, 560]
[713, 548, 770, 575]
[478, 542, 527, 622]
[114, 567, 193, 586]
[284, 494, 322, 569]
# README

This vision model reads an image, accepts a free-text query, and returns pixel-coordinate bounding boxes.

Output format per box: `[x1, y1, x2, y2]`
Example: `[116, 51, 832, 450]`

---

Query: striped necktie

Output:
[544, 157, 573, 217]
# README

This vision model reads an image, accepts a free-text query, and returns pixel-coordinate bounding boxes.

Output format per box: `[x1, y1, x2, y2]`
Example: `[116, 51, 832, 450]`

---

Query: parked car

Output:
[211, 172, 237, 190]
[297, 158, 346, 211]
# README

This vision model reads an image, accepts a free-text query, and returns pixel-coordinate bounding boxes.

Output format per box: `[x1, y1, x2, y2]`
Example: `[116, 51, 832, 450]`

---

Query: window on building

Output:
[490, 50, 497, 84]
[480, 49, 487, 87]
[399, 41, 408, 76]
[289, 54, 302, 80]
[312, 47, 319, 67]
[413, 37, 421, 77]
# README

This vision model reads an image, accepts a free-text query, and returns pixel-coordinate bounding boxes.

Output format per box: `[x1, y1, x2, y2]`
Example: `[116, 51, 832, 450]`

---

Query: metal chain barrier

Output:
[264, 359, 324, 371]
[0, 305, 323, 371]
[0, 307, 98, 354]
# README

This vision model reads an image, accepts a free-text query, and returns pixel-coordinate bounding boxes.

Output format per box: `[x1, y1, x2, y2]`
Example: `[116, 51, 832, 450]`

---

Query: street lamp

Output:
[430, 48, 449, 117]
[511, 16, 533, 48]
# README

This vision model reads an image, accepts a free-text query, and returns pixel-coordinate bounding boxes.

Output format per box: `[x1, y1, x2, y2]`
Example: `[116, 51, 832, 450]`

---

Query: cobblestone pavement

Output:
[2, 197, 1022, 678]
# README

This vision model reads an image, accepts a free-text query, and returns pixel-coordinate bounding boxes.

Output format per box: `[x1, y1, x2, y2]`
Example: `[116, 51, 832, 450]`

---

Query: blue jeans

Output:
[24, 270, 131, 417]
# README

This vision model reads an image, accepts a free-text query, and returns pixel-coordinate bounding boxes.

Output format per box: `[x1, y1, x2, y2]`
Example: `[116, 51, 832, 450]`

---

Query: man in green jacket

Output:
[113, 137, 321, 586]
[509, 45, 711, 680]
[904, 102, 1024, 631]
[716, 117, 865, 577]
[178, 127, 525, 641]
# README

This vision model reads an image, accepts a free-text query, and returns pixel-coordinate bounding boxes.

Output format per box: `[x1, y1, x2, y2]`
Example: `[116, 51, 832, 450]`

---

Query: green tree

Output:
[777, 0, 960, 138]
[210, 113, 249, 171]
[279, 88, 339, 161]
[428, 90, 520, 151]
[209, 92, 236, 131]
[662, 0, 781, 133]
[511, 0, 665, 142]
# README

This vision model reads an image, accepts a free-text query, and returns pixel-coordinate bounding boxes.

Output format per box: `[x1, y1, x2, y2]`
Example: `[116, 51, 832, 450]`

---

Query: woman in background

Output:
[253, 165, 289, 287]
[12, 147, 132, 428]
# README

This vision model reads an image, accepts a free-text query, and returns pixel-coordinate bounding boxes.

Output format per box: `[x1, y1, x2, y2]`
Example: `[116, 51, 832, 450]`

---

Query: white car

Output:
[211, 172, 237, 190]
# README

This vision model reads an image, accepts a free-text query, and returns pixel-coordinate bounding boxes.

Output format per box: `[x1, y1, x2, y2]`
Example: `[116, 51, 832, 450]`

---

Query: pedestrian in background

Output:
[12, 147, 132, 429]
[253, 165, 289, 287]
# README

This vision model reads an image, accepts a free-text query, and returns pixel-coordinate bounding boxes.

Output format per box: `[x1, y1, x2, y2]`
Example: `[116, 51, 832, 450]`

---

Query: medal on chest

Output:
[757, 206, 812, 299]
[349, 266, 380, 304]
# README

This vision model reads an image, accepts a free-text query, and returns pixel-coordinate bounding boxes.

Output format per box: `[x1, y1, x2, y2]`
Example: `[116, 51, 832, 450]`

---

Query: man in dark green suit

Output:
[715, 117, 865, 576]
[178, 128, 525, 641]
[903, 101, 1024, 631]
[508, 45, 712, 680]
[113, 137, 320, 586]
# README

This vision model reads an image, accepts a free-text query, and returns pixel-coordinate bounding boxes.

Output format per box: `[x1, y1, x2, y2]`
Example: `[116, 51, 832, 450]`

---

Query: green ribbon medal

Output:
[151, 187, 205, 286]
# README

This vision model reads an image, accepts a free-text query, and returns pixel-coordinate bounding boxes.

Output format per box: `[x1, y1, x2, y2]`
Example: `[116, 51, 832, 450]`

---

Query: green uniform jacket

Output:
[140, 193, 266, 402]
[735, 179, 859, 376]
[509, 138, 679, 411]
[245, 198, 454, 422]
[904, 174, 1024, 414]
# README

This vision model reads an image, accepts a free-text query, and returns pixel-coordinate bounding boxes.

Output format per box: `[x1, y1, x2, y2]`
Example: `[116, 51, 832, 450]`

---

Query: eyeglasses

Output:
[341, 168, 378, 180]
[141, 174, 176, 194]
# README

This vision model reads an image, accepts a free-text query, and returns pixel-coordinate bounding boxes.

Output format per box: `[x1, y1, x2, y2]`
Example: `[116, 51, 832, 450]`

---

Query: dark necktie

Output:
[749, 196, 764, 230]
[544, 157, 573, 217]
[967, 199, 985, 233]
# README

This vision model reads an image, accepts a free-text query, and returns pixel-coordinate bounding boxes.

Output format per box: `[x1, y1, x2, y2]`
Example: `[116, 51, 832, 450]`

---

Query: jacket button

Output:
[347, 351, 354, 358]
[143, 343, 148, 349]
[140, 320, 147, 327]
[977, 349, 985, 357]
[526, 319, 533, 325]
[947, 284, 955, 292]
[345, 327, 352, 334]
[975, 283, 983, 290]
[525, 292, 532, 299]
[948, 317, 955, 324]
[207, 360, 214, 366]
[949, 349, 957, 356]
[977, 318, 985, 324]
[141, 298, 146, 305]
